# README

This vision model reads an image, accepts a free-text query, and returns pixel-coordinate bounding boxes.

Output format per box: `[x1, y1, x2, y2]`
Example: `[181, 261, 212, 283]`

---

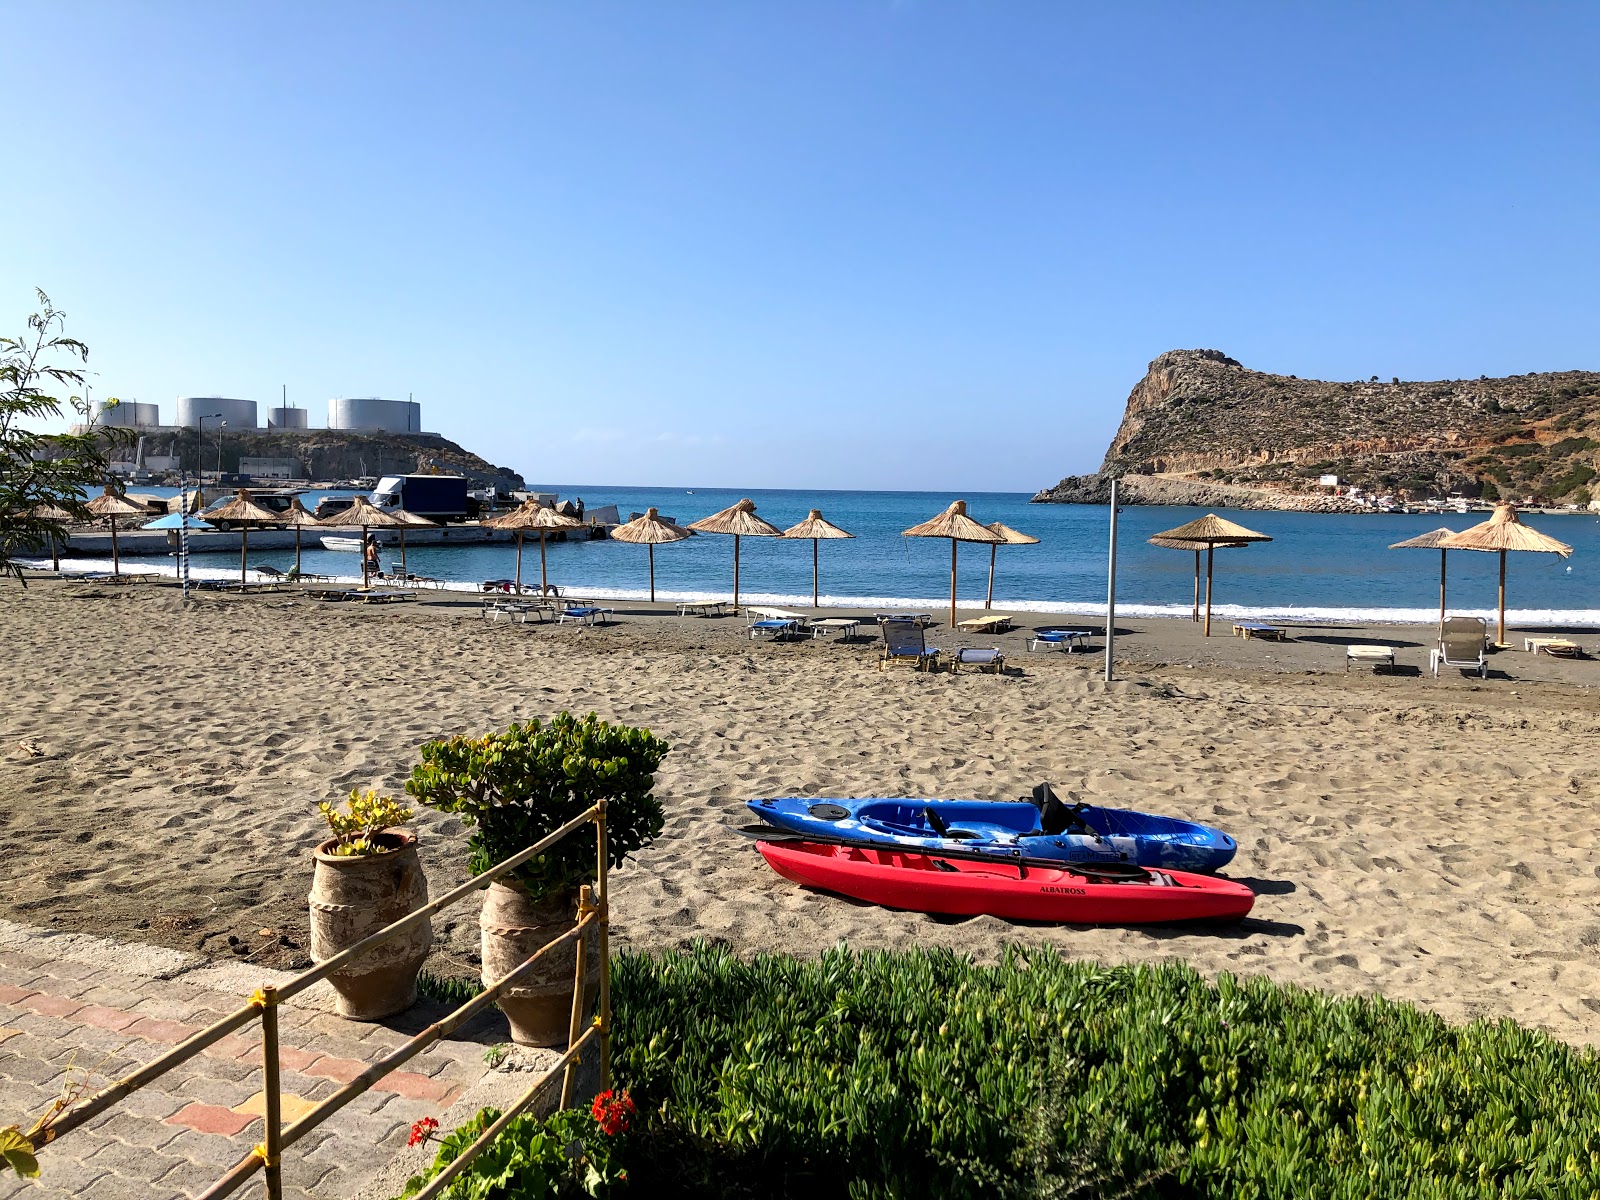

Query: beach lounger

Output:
[1028, 630, 1091, 653]
[483, 601, 546, 624]
[952, 647, 1005, 674]
[1345, 644, 1396, 673]
[556, 605, 610, 626]
[307, 589, 354, 601]
[956, 614, 1014, 634]
[361, 590, 417, 604]
[879, 619, 940, 672]
[746, 605, 807, 624]
[1523, 636, 1582, 658]
[749, 618, 802, 641]
[481, 579, 516, 593]
[875, 612, 934, 628]
[1431, 616, 1488, 678]
[1233, 623, 1287, 641]
[676, 600, 728, 617]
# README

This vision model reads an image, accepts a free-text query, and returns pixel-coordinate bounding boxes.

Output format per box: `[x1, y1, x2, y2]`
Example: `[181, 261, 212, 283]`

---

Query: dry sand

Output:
[5, 577, 1600, 1045]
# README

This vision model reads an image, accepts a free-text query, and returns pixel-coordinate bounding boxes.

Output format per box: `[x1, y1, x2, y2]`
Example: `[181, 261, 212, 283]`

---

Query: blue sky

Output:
[6, 3, 1598, 491]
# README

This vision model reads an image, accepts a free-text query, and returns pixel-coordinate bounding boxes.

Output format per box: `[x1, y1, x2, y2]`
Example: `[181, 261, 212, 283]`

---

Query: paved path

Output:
[0, 920, 549, 1200]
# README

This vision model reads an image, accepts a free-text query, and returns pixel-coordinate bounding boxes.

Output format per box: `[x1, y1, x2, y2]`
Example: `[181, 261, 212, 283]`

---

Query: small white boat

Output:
[319, 536, 368, 552]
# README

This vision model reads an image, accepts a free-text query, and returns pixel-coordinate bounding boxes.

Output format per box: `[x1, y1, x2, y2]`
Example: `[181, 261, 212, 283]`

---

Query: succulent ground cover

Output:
[406, 943, 1600, 1198]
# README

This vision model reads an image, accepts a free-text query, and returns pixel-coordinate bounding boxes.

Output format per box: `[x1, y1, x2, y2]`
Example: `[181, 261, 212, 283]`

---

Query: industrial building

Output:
[176, 396, 258, 430]
[238, 456, 305, 480]
[266, 405, 309, 429]
[327, 397, 421, 434]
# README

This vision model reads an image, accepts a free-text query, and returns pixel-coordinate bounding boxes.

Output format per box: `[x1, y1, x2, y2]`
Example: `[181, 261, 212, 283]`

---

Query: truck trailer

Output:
[370, 475, 479, 522]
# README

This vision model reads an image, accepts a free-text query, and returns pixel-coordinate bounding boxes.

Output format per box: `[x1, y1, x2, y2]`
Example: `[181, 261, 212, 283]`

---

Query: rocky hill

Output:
[1034, 349, 1600, 509]
[121, 429, 524, 492]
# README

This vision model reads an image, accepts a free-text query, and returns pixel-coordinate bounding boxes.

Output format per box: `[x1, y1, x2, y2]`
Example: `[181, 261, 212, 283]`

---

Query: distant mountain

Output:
[1034, 349, 1600, 509]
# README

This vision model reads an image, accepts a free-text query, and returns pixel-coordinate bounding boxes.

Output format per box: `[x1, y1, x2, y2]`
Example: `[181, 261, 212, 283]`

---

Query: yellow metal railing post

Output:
[559, 885, 592, 1109]
[595, 799, 611, 1090]
[257, 985, 283, 1200]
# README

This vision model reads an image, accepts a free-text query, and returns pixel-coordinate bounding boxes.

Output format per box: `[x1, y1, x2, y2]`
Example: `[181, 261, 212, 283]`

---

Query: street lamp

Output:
[196, 414, 223, 483]
[215, 421, 228, 481]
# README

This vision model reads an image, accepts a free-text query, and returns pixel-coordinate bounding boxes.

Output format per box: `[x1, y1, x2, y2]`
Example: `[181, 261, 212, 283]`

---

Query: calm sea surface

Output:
[54, 485, 1600, 624]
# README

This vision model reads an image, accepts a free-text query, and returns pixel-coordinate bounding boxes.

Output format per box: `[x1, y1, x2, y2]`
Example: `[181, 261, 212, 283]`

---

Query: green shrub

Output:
[406, 712, 668, 898]
[401, 1098, 631, 1199]
[606, 944, 1600, 1199]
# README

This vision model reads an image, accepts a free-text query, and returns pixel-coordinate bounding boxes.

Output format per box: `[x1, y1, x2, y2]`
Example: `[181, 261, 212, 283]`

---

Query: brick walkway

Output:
[0, 920, 540, 1200]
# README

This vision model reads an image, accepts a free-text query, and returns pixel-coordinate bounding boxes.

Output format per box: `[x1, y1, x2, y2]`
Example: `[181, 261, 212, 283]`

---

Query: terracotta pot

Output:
[308, 830, 432, 1020]
[480, 882, 599, 1047]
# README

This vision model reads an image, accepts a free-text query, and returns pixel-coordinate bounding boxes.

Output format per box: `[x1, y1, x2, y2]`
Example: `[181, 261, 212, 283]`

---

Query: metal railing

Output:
[29, 800, 613, 1200]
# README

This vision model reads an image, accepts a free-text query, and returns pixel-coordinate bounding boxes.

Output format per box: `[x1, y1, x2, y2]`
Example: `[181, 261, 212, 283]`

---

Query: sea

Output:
[33, 485, 1600, 625]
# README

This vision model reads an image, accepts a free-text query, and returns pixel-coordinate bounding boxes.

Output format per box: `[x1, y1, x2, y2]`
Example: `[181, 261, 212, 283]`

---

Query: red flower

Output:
[590, 1089, 636, 1136]
[407, 1116, 439, 1148]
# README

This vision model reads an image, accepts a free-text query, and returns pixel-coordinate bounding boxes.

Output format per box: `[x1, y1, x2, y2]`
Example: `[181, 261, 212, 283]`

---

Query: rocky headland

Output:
[1035, 349, 1600, 509]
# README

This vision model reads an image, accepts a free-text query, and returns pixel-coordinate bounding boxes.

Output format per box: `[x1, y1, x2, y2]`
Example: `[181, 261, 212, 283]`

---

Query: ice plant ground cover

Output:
[404, 943, 1600, 1198]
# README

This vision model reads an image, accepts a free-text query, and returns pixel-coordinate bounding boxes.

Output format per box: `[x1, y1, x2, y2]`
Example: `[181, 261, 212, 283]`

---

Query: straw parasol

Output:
[1148, 535, 1248, 623]
[280, 497, 321, 574]
[1439, 504, 1573, 645]
[1387, 528, 1461, 638]
[1149, 513, 1272, 636]
[316, 495, 414, 588]
[687, 499, 784, 608]
[206, 489, 284, 584]
[482, 501, 583, 596]
[84, 486, 150, 577]
[782, 509, 854, 608]
[902, 500, 1004, 628]
[387, 506, 439, 577]
[610, 507, 692, 602]
[28, 503, 74, 571]
[982, 521, 1039, 610]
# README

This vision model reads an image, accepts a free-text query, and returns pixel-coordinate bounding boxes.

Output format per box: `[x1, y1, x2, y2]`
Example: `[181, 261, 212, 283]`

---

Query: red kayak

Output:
[756, 839, 1255, 924]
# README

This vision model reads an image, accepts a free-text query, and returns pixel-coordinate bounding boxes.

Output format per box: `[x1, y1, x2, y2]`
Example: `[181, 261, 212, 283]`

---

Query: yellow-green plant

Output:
[317, 789, 413, 856]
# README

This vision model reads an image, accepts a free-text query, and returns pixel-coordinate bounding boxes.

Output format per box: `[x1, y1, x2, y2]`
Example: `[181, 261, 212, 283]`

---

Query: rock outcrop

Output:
[1035, 349, 1600, 508]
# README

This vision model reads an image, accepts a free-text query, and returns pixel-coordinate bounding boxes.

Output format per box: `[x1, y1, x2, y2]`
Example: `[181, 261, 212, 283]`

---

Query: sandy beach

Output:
[5, 576, 1600, 1046]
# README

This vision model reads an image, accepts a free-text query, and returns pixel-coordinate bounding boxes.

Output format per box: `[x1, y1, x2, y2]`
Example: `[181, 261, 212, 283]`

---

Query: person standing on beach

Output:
[364, 534, 381, 578]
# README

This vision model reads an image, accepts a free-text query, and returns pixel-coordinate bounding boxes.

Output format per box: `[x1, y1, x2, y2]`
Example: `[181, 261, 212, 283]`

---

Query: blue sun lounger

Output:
[749, 619, 802, 641]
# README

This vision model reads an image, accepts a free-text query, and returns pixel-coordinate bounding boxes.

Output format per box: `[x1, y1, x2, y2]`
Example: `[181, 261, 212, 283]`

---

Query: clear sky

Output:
[5, 3, 1598, 492]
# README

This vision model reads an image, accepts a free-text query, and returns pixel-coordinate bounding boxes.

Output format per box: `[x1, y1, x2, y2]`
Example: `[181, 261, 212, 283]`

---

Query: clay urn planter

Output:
[308, 829, 432, 1020]
[480, 882, 601, 1047]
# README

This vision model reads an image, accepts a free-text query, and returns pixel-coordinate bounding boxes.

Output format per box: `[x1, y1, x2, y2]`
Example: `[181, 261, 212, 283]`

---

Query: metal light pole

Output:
[1104, 478, 1119, 683]
[215, 421, 228, 480]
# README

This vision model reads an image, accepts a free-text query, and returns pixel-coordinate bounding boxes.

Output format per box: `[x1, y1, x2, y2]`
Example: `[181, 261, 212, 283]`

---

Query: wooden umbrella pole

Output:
[733, 534, 741, 608]
[361, 524, 370, 588]
[110, 517, 120, 577]
[986, 543, 996, 610]
[1192, 550, 1201, 622]
[294, 528, 302, 574]
[1438, 549, 1446, 639]
[514, 532, 524, 595]
[648, 543, 656, 603]
[1497, 548, 1506, 646]
[539, 532, 549, 596]
[949, 538, 958, 628]
[400, 528, 408, 577]
[813, 539, 819, 608]
[1203, 543, 1214, 637]
[239, 527, 248, 584]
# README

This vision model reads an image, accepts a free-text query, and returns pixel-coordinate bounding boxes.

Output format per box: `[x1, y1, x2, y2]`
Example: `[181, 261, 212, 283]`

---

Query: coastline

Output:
[4, 577, 1600, 1049]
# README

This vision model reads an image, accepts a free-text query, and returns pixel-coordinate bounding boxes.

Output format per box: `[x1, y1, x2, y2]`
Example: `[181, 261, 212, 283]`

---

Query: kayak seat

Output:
[942, 828, 982, 840]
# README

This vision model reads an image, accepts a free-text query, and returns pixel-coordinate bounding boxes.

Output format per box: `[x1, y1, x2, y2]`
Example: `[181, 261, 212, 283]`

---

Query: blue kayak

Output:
[745, 785, 1237, 873]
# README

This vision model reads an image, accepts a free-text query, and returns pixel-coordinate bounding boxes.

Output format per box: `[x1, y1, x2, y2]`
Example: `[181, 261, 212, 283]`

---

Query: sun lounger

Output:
[307, 589, 354, 601]
[1523, 636, 1582, 658]
[481, 579, 516, 593]
[749, 618, 802, 641]
[360, 590, 416, 604]
[875, 612, 933, 628]
[809, 618, 861, 640]
[1431, 616, 1488, 679]
[556, 605, 610, 626]
[483, 601, 547, 624]
[1233, 623, 1287, 641]
[1028, 630, 1091, 653]
[879, 619, 939, 671]
[956, 614, 1014, 634]
[746, 605, 807, 623]
[1345, 644, 1396, 673]
[676, 600, 729, 617]
[952, 647, 1005, 674]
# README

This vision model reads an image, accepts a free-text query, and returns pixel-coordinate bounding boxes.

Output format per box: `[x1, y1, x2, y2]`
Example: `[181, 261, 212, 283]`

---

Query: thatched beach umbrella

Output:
[316, 495, 413, 588]
[84, 486, 150, 577]
[28, 503, 74, 571]
[1439, 504, 1573, 645]
[687, 499, 784, 608]
[206, 489, 284, 584]
[387, 506, 439, 577]
[610, 507, 692, 602]
[1148, 535, 1248, 623]
[902, 500, 1004, 628]
[1388, 528, 1461, 639]
[1150, 513, 1272, 637]
[982, 521, 1039, 611]
[782, 509, 854, 608]
[482, 501, 583, 596]
[280, 497, 320, 574]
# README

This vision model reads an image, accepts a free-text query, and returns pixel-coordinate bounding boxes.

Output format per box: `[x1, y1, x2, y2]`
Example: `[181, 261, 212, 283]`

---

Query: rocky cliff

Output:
[1034, 349, 1600, 509]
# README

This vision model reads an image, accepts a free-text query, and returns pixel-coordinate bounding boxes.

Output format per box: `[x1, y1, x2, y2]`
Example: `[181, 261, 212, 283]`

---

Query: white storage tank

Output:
[176, 396, 257, 430]
[328, 397, 421, 434]
[92, 399, 161, 428]
[267, 406, 309, 429]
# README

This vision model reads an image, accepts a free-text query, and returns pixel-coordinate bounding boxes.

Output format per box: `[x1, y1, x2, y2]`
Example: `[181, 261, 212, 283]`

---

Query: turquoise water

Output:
[54, 485, 1600, 623]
